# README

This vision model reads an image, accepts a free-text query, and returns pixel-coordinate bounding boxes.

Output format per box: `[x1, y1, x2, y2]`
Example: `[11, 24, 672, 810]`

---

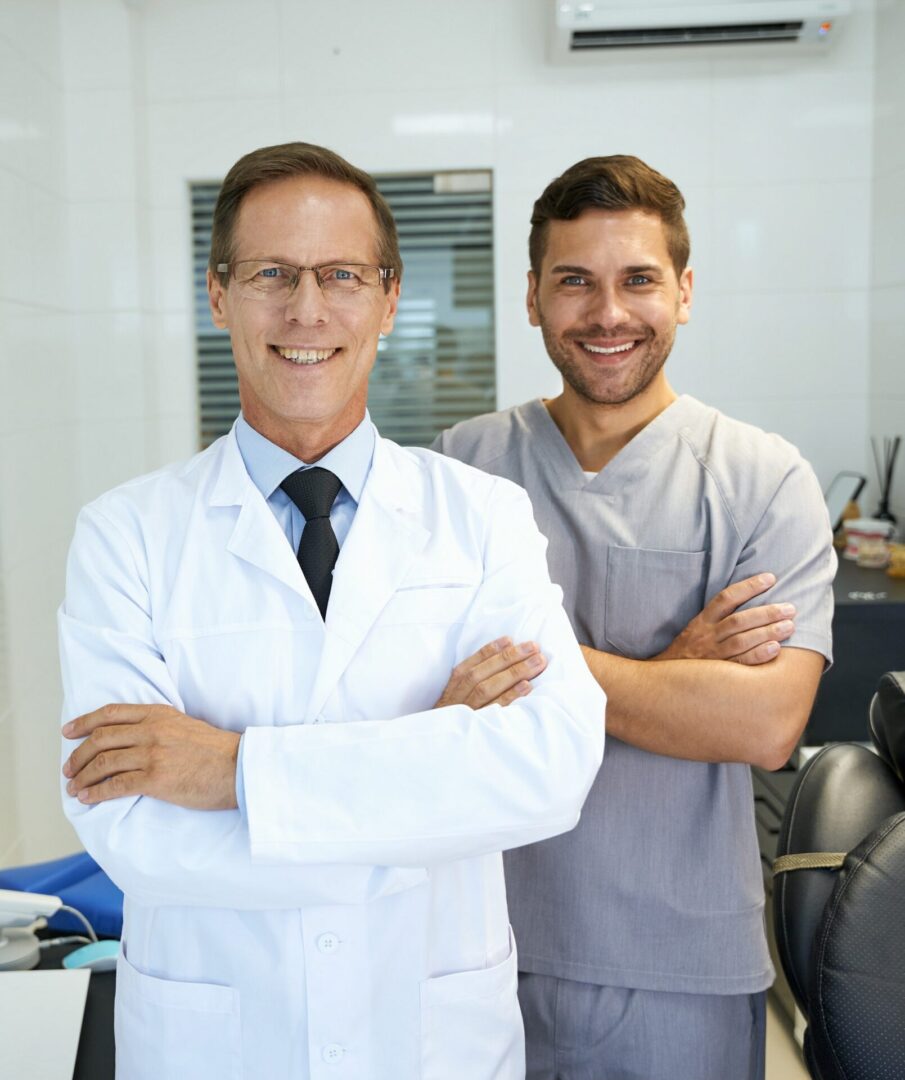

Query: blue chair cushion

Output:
[0, 852, 123, 938]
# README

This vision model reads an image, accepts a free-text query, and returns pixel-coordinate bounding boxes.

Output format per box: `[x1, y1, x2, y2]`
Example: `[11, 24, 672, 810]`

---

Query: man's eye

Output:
[321, 266, 364, 289]
[257, 266, 287, 279]
[627, 275, 651, 286]
[560, 276, 588, 287]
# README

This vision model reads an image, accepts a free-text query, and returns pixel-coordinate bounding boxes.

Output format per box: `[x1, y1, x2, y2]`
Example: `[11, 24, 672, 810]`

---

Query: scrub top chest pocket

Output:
[604, 545, 708, 659]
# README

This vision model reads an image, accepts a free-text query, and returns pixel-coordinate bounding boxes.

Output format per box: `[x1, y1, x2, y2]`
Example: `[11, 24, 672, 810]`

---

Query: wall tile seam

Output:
[144, 91, 287, 106]
[708, 178, 875, 192]
[0, 298, 71, 314]
[0, 555, 75, 583]
[9, 677, 65, 704]
[871, 161, 905, 182]
[65, 197, 146, 207]
[0, 29, 65, 92]
[0, 163, 69, 204]
[0, 839, 24, 871]
[699, 287, 872, 297]
[694, 392, 876, 403]
[496, 60, 877, 84]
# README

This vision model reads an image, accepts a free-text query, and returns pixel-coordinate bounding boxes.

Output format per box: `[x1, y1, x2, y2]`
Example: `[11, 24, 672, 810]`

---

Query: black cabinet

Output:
[805, 558, 905, 744]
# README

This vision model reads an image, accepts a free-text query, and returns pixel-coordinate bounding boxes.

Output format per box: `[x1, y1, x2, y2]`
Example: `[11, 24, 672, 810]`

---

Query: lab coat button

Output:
[322, 1043, 345, 1063]
[317, 932, 340, 953]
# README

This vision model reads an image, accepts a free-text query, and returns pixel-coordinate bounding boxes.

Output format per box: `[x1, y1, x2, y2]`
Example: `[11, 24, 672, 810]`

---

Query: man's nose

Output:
[587, 287, 630, 329]
[283, 270, 330, 324]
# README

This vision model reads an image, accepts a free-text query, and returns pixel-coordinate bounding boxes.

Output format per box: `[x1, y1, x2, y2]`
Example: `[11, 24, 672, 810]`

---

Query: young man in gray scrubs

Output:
[434, 155, 835, 1080]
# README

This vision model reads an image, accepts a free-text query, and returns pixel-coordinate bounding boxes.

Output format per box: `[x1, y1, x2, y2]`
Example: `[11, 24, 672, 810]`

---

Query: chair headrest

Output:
[808, 813, 905, 1080]
[870, 671, 905, 784]
[772, 743, 905, 1015]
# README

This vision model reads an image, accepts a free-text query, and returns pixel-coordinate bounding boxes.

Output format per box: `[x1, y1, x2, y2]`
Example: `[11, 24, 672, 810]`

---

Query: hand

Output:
[62, 704, 241, 810]
[434, 636, 548, 709]
[656, 573, 796, 666]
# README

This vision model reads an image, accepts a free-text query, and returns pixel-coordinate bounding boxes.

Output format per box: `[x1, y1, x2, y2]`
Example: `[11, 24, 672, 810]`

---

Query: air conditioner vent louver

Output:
[571, 21, 805, 49]
[549, 1, 850, 61]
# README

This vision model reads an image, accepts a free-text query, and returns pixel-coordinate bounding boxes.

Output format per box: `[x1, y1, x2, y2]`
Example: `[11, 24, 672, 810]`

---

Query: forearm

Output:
[64, 786, 427, 909]
[245, 611, 604, 867]
[582, 646, 820, 769]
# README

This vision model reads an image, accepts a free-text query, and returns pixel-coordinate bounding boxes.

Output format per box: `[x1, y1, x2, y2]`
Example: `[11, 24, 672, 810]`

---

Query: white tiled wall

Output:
[132, 0, 878, 492]
[0, 0, 159, 865]
[870, 0, 905, 522]
[0, 1, 68, 865]
[0, 0, 890, 863]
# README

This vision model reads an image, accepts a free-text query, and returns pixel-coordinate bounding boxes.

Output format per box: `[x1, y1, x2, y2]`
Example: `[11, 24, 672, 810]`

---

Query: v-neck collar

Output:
[523, 395, 704, 495]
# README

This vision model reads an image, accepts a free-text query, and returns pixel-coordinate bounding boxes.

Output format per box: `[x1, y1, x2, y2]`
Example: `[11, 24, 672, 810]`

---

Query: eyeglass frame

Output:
[215, 259, 396, 297]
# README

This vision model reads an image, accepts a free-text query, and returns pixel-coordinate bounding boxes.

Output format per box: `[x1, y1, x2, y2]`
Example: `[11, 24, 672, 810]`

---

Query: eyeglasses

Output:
[217, 260, 394, 301]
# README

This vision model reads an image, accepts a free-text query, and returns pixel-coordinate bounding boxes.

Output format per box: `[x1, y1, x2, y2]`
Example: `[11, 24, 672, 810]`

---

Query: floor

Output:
[766, 997, 809, 1080]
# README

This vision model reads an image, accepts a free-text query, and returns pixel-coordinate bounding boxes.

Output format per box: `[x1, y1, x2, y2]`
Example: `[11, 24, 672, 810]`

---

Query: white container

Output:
[843, 518, 895, 561]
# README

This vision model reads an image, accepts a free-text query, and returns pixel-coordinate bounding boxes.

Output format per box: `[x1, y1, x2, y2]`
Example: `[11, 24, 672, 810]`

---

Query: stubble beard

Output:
[539, 320, 676, 407]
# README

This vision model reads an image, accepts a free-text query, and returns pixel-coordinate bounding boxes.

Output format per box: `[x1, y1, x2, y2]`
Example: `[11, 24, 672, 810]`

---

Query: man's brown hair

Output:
[209, 141, 402, 288]
[528, 155, 690, 278]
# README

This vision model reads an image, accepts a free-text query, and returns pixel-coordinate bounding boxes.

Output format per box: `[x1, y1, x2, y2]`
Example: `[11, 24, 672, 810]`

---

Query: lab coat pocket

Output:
[379, 582, 478, 625]
[419, 931, 524, 1080]
[115, 950, 242, 1080]
[605, 545, 707, 658]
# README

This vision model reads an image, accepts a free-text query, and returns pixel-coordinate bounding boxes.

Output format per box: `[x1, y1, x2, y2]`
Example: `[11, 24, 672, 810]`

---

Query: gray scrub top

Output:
[434, 395, 835, 994]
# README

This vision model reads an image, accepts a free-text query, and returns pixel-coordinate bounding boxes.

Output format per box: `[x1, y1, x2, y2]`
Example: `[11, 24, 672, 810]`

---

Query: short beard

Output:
[539, 320, 675, 407]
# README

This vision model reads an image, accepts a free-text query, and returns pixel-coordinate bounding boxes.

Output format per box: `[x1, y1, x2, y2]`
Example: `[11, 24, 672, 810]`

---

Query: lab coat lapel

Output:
[208, 428, 319, 608]
[306, 438, 430, 720]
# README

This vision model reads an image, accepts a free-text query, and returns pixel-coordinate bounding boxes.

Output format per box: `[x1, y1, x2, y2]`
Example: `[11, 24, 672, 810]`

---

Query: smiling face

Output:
[527, 208, 692, 409]
[208, 175, 399, 459]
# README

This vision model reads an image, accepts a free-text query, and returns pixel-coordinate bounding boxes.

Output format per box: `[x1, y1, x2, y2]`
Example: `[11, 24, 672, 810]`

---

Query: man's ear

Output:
[207, 269, 229, 330]
[526, 271, 541, 327]
[379, 278, 401, 336]
[677, 267, 693, 326]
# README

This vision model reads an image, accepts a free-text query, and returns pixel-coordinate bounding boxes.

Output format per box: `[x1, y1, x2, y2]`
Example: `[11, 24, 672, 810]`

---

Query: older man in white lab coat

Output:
[58, 142, 605, 1080]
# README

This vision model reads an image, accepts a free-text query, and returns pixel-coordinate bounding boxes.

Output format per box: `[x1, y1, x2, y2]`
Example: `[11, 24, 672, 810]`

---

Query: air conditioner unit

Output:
[550, 0, 851, 60]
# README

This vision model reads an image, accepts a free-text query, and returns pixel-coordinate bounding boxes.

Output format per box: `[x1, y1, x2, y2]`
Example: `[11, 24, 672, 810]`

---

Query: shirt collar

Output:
[235, 412, 376, 504]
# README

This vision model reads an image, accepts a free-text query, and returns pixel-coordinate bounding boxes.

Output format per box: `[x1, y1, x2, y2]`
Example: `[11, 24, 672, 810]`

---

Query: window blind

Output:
[191, 171, 496, 448]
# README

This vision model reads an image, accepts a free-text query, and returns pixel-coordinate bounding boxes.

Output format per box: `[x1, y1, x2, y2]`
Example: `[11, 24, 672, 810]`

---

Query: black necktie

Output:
[280, 467, 343, 619]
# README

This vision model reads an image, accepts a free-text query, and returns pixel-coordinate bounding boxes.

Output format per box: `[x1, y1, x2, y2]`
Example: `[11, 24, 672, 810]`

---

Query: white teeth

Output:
[582, 342, 636, 355]
[275, 347, 337, 364]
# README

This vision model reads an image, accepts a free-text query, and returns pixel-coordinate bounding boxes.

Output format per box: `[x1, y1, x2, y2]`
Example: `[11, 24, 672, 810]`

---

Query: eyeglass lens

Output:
[231, 260, 382, 298]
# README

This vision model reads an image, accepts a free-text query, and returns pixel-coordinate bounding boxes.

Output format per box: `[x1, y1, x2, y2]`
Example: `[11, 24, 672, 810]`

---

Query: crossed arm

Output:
[585, 647, 823, 770]
[431, 570, 823, 769]
[62, 568, 816, 810]
[584, 572, 825, 770]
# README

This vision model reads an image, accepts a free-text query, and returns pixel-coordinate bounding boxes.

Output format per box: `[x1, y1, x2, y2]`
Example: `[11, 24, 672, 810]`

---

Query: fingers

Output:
[449, 637, 515, 680]
[714, 617, 795, 660]
[66, 746, 148, 800]
[714, 602, 796, 644]
[62, 702, 153, 739]
[702, 573, 777, 624]
[469, 640, 544, 686]
[489, 681, 533, 707]
[63, 721, 150, 779]
[723, 620, 796, 663]
[437, 638, 548, 709]
[731, 640, 785, 666]
[70, 770, 146, 806]
[467, 650, 548, 708]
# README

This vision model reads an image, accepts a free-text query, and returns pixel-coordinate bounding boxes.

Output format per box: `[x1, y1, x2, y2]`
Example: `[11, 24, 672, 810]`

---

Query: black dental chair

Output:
[772, 670, 905, 1079]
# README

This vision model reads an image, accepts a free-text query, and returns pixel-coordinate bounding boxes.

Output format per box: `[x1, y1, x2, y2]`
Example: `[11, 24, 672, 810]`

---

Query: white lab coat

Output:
[59, 426, 605, 1080]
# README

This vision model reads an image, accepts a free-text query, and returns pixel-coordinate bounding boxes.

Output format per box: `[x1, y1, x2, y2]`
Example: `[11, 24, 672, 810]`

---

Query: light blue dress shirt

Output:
[234, 412, 375, 550]
[232, 412, 376, 813]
